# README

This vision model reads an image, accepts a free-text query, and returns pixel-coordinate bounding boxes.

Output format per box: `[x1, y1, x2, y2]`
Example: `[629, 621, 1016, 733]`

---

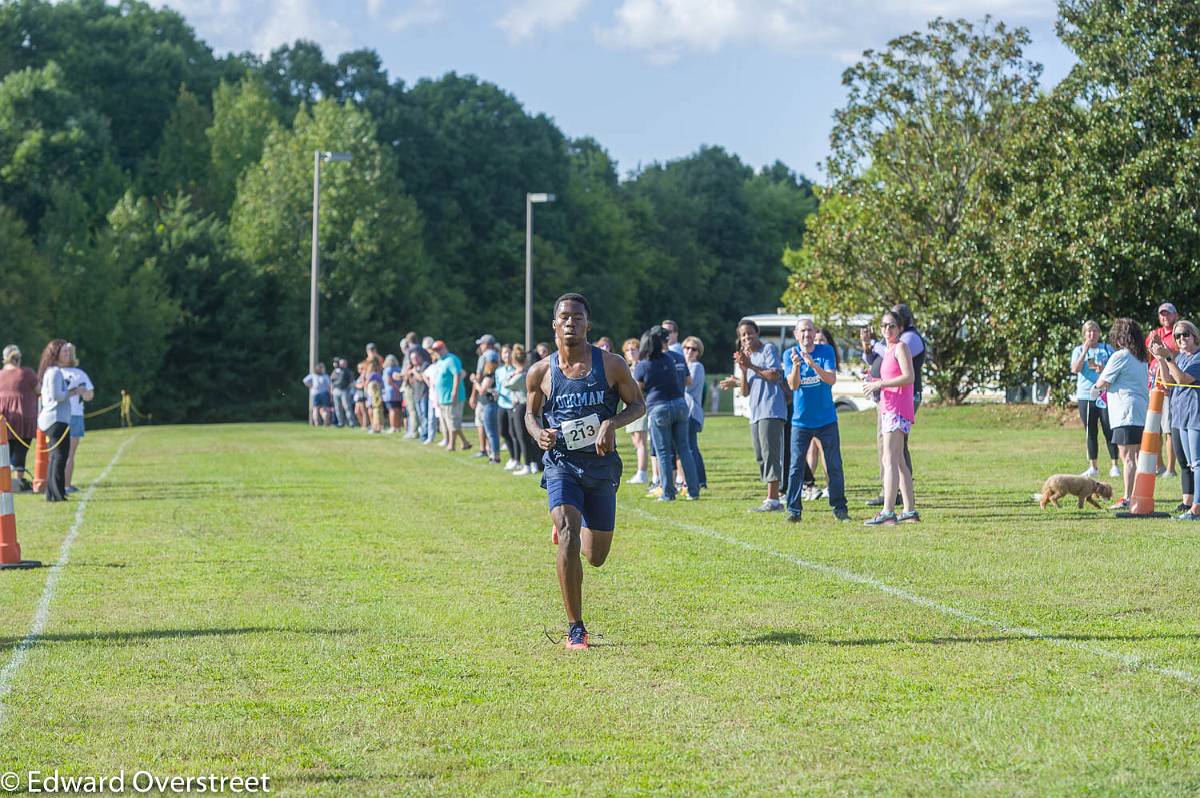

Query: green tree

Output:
[788, 17, 1041, 402]
[0, 205, 52, 356]
[231, 100, 434, 373]
[990, 0, 1200, 401]
[207, 78, 282, 216]
[140, 84, 213, 204]
[0, 61, 121, 233]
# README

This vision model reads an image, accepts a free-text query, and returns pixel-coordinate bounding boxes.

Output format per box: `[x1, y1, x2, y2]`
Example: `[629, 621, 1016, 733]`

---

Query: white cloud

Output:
[156, 0, 354, 56]
[497, 0, 589, 42]
[597, 0, 1055, 64]
[387, 0, 445, 31]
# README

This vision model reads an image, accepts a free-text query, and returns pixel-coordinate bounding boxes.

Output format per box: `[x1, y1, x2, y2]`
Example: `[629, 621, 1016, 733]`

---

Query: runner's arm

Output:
[524, 361, 557, 450]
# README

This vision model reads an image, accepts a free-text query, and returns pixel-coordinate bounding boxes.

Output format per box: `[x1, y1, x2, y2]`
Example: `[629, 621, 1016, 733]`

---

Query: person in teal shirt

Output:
[432, 341, 470, 451]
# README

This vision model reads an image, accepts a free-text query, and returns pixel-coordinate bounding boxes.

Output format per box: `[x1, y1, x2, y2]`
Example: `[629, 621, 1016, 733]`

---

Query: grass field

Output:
[2, 407, 1199, 796]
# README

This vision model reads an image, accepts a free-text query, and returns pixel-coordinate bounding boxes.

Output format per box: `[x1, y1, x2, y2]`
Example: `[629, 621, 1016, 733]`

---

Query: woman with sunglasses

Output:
[1151, 320, 1200, 519]
[862, 311, 917, 525]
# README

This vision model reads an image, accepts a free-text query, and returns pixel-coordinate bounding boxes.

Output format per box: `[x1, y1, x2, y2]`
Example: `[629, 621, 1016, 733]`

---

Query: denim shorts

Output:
[69, 415, 85, 439]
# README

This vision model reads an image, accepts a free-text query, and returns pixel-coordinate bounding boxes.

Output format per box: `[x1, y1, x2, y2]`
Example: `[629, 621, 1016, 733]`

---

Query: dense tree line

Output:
[790, 2, 1200, 403]
[0, 0, 816, 423]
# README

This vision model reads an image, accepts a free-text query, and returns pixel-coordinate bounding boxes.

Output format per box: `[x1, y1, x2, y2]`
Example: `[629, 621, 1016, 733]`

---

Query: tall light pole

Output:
[310, 150, 352, 377]
[525, 192, 555, 351]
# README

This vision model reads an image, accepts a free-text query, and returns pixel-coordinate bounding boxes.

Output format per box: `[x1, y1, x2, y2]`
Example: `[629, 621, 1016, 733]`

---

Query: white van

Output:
[731, 312, 877, 418]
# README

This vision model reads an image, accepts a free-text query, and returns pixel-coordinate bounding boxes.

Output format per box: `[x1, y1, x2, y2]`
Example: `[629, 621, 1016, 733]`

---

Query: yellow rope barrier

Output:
[83, 400, 122, 419]
[1, 419, 69, 452]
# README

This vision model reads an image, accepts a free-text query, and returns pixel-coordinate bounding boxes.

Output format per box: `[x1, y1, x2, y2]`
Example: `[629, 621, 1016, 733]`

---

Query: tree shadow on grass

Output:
[0, 626, 354, 650]
[742, 630, 1200, 647]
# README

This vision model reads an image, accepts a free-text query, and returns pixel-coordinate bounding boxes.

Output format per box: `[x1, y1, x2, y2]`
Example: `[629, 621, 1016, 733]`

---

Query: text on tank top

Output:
[543, 345, 620, 461]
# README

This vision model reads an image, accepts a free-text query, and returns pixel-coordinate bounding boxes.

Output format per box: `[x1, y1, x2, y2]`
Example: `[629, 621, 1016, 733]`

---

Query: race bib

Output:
[562, 413, 601, 451]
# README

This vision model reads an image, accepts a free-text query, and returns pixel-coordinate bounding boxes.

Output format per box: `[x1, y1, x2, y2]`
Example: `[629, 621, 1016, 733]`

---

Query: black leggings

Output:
[1078, 400, 1118, 461]
[1172, 427, 1193, 497]
[510, 403, 537, 466]
[498, 406, 516, 459]
[44, 422, 69, 502]
[8, 433, 29, 472]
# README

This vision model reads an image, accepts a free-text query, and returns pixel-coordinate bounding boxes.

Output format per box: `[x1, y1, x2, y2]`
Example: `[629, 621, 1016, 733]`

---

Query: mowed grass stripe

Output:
[0, 434, 139, 726]
[0, 413, 1197, 796]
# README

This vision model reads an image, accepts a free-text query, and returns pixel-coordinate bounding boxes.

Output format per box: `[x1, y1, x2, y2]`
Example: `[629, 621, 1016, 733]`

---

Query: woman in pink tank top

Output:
[862, 311, 917, 525]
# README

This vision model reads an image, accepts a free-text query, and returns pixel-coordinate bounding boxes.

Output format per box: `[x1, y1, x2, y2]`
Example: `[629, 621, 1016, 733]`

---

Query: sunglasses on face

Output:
[1176, 331, 1193, 339]
[881, 322, 898, 329]
[684, 345, 698, 351]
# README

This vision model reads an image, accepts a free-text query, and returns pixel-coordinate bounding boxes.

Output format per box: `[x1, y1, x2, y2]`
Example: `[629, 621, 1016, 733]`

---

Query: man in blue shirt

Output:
[784, 319, 849, 522]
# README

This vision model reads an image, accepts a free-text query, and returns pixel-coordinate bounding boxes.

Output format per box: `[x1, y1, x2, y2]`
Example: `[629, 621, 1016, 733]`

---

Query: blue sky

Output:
[160, 0, 1074, 182]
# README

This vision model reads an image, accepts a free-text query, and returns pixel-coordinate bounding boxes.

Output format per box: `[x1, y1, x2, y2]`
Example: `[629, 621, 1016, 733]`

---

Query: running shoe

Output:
[472, 451, 488, 459]
[627, 472, 648, 485]
[504, 459, 518, 471]
[512, 465, 531, 476]
[898, 510, 921, 523]
[865, 495, 885, 507]
[1109, 464, 1121, 477]
[787, 513, 802, 523]
[1109, 498, 1130, 511]
[1175, 503, 1190, 513]
[1175, 511, 1200, 521]
[645, 485, 663, 499]
[565, 623, 589, 650]
[1080, 466, 1100, 478]
[750, 499, 783, 513]
[833, 509, 851, 522]
[864, 511, 898, 526]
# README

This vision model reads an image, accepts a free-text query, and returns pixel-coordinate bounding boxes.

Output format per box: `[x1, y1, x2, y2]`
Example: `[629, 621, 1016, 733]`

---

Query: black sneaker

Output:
[833, 509, 851, 522]
[787, 513, 802, 523]
[1175, 503, 1190, 514]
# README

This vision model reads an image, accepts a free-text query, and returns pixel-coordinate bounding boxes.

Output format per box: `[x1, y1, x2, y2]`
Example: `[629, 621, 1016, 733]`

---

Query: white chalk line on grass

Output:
[0, 434, 139, 727]
[627, 507, 1200, 689]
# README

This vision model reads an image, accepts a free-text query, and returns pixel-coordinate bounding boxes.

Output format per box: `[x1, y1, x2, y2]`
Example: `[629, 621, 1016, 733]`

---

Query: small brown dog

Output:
[1038, 474, 1114, 509]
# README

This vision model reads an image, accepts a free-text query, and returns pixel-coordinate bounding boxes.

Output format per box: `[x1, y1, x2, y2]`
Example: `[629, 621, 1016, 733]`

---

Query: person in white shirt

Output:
[36, 339, 88, 502]
[60, 343, 95, 494]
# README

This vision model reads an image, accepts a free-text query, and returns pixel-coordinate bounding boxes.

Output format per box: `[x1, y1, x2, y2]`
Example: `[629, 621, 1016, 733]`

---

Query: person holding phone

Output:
[1150, 320, 1200, 519]
[36, 339, 88, 502]
[784, 320, 849, 522]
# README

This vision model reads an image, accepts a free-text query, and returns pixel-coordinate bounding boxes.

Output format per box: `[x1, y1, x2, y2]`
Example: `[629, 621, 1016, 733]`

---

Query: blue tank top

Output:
[541, 345, 621, 481]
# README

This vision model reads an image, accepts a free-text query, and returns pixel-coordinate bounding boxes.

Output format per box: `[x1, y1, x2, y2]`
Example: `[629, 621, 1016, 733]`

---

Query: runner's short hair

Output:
[554, 292, 591, 320]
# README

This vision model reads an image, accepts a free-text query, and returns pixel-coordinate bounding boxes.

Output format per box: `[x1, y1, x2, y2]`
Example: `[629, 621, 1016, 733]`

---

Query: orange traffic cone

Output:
[1117, 386, 1170, 518]
[31, 427, 47, 494]
[0, 416, 42, 569]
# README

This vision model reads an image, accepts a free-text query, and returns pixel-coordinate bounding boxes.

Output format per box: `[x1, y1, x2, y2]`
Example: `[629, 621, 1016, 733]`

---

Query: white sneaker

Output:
[504, 459, 518, 471]
[750, 499, 784, 513]
[512, 465, 530, 476]
[1157, 464, 1168, 477]
[628, 471, 648, 485]
[1109, 464, 1121, 477]
[1081, 466, 1100, 478]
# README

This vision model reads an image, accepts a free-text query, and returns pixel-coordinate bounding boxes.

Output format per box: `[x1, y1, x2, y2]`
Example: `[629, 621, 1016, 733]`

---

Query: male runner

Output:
[526, 293, 645, 650]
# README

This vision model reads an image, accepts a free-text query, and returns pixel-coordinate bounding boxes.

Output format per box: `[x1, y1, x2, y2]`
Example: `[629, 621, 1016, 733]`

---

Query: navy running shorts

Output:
[546, 473, 618, 532]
